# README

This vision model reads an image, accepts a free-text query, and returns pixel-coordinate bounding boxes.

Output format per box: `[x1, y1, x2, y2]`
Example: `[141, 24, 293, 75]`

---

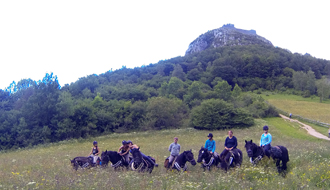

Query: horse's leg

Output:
[282, 160, 287, 171]
[276, 160, 281, 173]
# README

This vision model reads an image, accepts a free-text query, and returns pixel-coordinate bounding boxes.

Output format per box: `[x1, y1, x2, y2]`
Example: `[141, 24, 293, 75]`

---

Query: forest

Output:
[0, 44, 329, 150]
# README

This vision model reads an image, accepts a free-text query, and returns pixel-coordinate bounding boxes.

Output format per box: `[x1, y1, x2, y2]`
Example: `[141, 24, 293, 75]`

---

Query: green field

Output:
[262, 93, 330, 125]
[0, 118, 330, 189]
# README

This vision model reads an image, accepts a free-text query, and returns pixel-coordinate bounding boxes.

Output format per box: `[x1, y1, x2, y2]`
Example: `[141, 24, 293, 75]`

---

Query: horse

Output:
[219, 148, 243, 171]
[101, 150, 130, 170]
[245, 140, 289, 173]
[130, 148, 156, 173]
[197, 146, 220, 171]
[70, 156, 100, 170]
[164, 150, 197, 172]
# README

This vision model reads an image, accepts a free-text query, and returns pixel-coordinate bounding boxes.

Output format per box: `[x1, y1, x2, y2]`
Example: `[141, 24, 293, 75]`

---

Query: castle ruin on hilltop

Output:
[222, 24, 257, 35]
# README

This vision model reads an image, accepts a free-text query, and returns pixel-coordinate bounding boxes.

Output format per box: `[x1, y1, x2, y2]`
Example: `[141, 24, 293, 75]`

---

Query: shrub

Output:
[190, 99, 254, 130]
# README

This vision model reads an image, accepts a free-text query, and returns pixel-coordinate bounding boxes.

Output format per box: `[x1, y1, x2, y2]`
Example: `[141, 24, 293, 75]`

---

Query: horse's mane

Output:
[102, 150, 122, 164]
[251, 142, 264, 157]
[176, 151, 188, 164]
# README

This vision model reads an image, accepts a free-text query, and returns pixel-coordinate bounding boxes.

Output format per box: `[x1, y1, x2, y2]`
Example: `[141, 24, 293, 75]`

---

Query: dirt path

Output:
[279, 114, 330, 141]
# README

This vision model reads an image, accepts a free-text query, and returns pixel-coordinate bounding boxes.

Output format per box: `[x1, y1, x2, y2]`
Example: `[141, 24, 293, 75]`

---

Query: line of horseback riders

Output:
[71, 125, 289, 174]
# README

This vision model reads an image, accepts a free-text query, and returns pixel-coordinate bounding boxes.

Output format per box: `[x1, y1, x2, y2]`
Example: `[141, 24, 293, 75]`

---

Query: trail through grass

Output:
[0, 118, 330, 189]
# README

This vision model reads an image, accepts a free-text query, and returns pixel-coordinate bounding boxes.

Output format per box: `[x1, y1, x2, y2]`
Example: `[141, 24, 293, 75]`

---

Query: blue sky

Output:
[0, 0, 329, 89]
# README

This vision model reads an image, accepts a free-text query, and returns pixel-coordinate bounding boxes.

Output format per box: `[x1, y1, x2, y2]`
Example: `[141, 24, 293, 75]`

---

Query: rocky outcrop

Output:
[185, 24, 273, 55]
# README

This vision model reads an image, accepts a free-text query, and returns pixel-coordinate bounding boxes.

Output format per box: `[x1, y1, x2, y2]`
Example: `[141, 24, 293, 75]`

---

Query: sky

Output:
[0, 0, 329, 89]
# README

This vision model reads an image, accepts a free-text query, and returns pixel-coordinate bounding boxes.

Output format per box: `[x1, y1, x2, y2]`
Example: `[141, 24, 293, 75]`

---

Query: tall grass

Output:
[0, 118, 329, 189]
[262, 94, 330, 125]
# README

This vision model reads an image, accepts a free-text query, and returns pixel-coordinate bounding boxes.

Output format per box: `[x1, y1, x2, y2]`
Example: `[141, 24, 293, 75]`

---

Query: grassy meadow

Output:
[1, 118, 330, 189]
[262, 93, 330, 125]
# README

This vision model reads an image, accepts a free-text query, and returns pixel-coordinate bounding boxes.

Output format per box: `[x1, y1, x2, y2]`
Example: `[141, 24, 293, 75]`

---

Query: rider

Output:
[88, 141, 101, 164]
[205, 133, 218, 158]
[127, 140, 158, 167]
[220, 130, 237, 159]
[168, 137, 180, 167]
[118, 140, 130, 164]
[260, 126, 272, 157]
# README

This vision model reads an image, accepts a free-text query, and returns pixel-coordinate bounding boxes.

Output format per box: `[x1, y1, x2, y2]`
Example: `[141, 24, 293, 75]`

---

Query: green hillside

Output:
[0, 27, 330, 150]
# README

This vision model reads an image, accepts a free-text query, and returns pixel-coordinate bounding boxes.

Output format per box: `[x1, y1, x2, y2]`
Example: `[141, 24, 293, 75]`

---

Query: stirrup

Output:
[229, 157, 233, 165]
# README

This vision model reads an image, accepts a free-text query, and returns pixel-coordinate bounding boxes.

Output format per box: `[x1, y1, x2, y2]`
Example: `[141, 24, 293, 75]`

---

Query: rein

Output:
[105, 153, 123, 168]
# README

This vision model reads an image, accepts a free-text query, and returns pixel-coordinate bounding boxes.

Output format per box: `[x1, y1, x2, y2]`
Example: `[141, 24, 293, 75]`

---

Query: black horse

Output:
[130, 148, 156, 173]
[101, 150, 129, 169]
[70, 156, 100, 170]
[197, 146, 220, 171]
[245, 140, 289, 173]
[219, 148, 243, 171]
[164, 150, 197, 171]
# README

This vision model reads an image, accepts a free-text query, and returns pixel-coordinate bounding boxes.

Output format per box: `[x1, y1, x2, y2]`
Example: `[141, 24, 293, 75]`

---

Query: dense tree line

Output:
[0, 44, 329, 150]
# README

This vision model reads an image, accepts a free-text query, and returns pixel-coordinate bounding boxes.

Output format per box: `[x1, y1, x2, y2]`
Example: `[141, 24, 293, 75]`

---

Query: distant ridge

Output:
[185, 24, 273, 55]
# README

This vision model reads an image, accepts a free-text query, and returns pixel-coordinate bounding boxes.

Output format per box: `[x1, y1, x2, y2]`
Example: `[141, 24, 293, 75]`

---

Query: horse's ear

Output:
[245, 140, 247, 144]
[250, 140, 253, 143]
[201, 146, 203, 149]
[190, 149, 192, 152]
[138, 147, 140, 150]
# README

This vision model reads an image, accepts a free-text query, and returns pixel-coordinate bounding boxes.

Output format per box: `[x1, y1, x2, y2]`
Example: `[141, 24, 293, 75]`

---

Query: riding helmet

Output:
[93, 141, 98, 145]
[263, 126, 269, 130]
[207, 133, 213, 138]
[122, 140, 127, 145]
[127, 140, 132, 144]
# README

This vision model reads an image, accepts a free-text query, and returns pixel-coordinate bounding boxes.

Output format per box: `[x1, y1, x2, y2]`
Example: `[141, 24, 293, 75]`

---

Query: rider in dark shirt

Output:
[220, 131, 237, 159]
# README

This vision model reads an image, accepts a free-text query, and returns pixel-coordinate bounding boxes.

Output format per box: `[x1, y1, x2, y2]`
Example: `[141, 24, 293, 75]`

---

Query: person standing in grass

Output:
[88, 141, 101, 164]
[289, 113, 292, 119]
[220, 131, 237, 159]
[205, 133, 218, 158]
[260, 126, 272, 157]
[168, 137, 181, 167]
[328, 128, 330, 138]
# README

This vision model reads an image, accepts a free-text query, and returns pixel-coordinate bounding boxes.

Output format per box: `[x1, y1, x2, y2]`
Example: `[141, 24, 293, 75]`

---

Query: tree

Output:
[306, 70, 316, 94]
[172, 64, 186, 81]
[232, 84, 242, 97]
[184, 81, 203, 106]
[145, 97, 187, 129]
[316, 77, 330, 102]
[214, 81, 232, 101]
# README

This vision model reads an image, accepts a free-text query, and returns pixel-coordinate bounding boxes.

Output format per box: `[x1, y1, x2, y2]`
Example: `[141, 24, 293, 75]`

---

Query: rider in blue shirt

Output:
[260, 126, 272, 157]
[205, 133, 218, 157]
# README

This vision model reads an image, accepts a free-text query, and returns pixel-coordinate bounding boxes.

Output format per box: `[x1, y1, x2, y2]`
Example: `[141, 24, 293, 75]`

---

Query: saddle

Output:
[164, 156, 178, 168]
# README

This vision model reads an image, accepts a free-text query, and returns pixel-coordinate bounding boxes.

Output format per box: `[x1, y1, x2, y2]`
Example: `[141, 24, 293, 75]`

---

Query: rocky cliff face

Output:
[185, 24, 273, 55]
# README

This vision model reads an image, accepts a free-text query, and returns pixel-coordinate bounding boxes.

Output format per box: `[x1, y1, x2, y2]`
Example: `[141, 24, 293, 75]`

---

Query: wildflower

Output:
[27, 182, 36, 185]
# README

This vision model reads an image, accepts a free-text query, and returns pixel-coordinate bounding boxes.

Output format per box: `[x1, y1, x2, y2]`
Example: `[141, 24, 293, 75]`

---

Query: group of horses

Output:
[71, 140, 289, 174]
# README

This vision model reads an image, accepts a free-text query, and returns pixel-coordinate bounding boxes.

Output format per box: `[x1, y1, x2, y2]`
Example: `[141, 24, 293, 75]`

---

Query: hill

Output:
[186, 24, 273, 55]
[0, 118, 329, 189]
[0, 24, 330, 150]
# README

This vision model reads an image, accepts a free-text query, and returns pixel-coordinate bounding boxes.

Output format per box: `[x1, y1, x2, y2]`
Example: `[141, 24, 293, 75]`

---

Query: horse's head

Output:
[101, 150, 110, 166]
[131, 148, 142, 163]
[245, 140, 257, 157]
[197, 146, 209, 163]
[70, 159, 75, 167]
[184, 149, 196, 166]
